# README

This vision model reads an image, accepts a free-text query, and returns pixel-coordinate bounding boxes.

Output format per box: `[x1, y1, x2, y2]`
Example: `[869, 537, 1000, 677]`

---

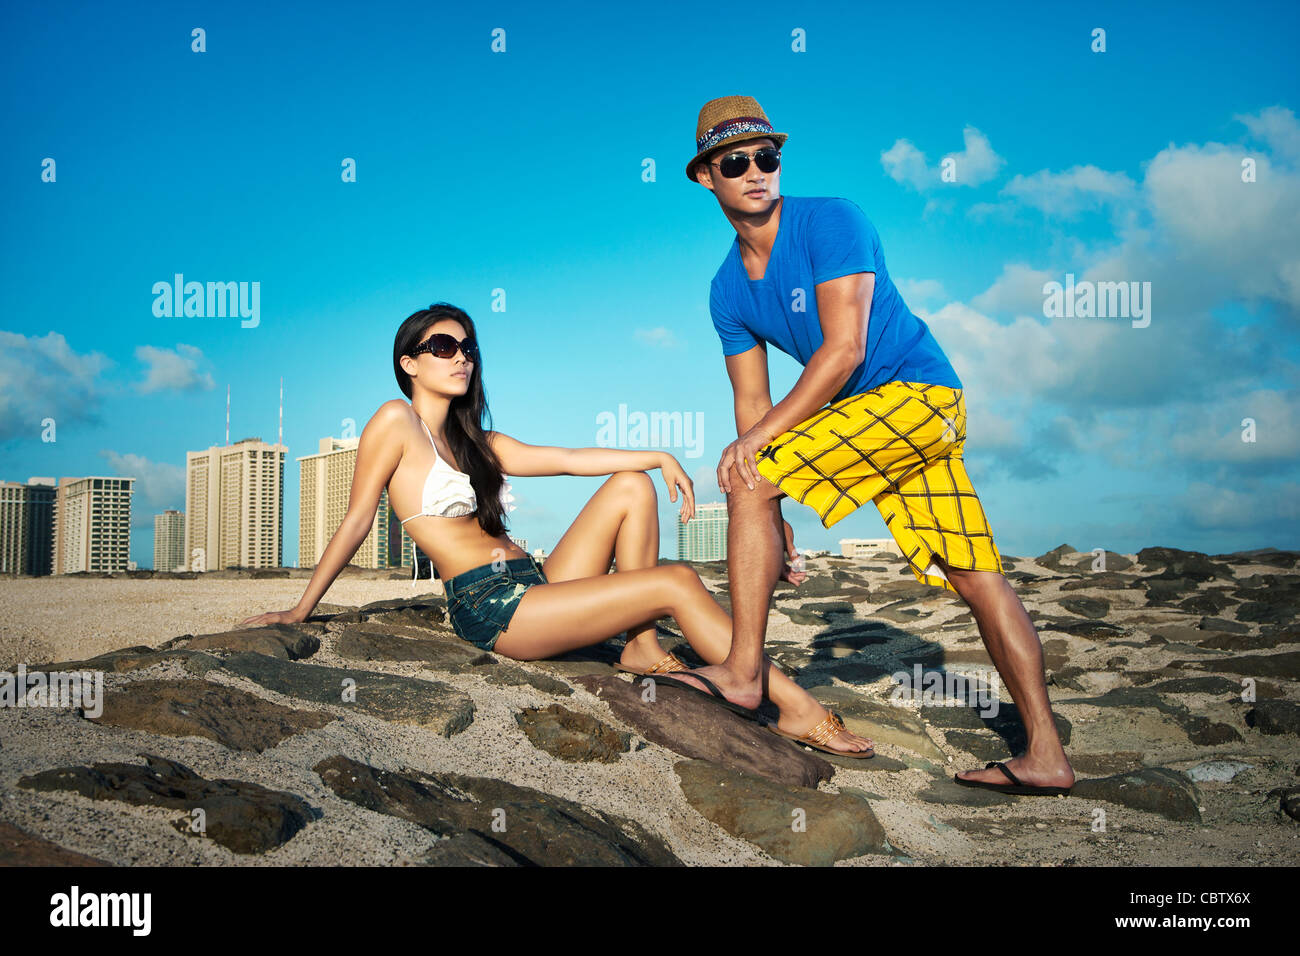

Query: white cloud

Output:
[0, 331, 112, 441]
[1000, 165, 1137, 217]
[634, 327, 681, 349]
[881, 126, 1004, 191]
[894, 277, 947, 306]
[98, 450, 185, 526]
[135, 343, 215, 393]
[969, 263, 1055, 316]
[1235, 105, 1300, 167]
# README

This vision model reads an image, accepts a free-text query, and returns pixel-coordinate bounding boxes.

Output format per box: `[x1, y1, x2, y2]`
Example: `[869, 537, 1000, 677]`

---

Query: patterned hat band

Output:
[696, 117, 778, 153]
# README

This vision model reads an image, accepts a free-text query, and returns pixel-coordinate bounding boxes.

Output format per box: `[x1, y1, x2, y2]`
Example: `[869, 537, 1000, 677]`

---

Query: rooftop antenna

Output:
[278, 377, 283, 448]
[225, 384, 230, 446]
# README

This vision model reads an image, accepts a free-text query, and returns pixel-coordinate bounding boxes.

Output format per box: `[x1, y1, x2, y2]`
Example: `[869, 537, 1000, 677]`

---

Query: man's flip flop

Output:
[613, 653, 689, 677]
[642, 672, 762, 722]
[953, 761, 1072, 796]
[763, 711, 874, 759]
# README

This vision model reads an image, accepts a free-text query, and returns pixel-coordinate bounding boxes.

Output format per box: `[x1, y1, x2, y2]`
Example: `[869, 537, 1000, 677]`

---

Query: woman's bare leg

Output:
[495, 560, 873, 754]
[538, 471, 677, 670]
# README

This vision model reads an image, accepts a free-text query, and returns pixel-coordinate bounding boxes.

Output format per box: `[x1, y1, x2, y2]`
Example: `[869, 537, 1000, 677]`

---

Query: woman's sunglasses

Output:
[409, 333, 478, 364]
[710, 146, 781, 179]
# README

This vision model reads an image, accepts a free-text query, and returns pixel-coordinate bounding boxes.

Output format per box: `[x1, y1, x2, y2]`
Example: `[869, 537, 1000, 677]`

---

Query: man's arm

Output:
[754, 271, 874, 442]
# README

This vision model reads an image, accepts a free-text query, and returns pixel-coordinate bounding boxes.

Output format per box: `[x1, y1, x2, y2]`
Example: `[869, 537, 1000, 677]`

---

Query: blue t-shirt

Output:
[709, 195, 961, 402]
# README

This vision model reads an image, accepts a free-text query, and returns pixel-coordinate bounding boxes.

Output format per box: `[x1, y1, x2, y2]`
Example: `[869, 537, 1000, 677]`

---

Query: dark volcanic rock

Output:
[1178, 591, 1238, 616]
[1038, 617, 1127, 640]
[40, 647, 222, 676]
[0, 822, 110, 866]
[573, 675, 833, 788]
[19, 753, 314, 854]
[335, 624, 488, 668]
[1170, 651, 1300, 681]
[220, 652, 475, 736]
[1247, 699, 1300, 736]
[1072, 767, 1203, 823]
[162, 623, 324, 661]
[87, 678, 335, 752]
[1060, 572, 1138, 591]
[674, 759, 889, 865]
[417, 833, 521, 866]
[1069, 550, 1134, 572]
[1035, 544, 1077, 572]
[1137, 547, 1235, 583]
[515, 704, 632, 762]
[1213, 548, 1299, 569]
[314, 754, 678, 866]
[1058, 596, 1111, 619]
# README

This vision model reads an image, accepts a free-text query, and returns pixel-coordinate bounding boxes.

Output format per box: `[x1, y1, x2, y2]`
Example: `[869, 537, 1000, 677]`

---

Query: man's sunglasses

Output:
[710, 146, 781, 179]
[409, 333, 478, 364]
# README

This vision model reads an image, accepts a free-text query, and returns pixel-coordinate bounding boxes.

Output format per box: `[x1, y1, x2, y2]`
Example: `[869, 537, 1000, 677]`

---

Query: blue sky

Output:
[2, 0, 1297, 569]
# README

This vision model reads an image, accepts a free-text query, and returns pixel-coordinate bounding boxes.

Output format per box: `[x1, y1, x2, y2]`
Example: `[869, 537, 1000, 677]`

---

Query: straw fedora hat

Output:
[686, 95, 788, 183]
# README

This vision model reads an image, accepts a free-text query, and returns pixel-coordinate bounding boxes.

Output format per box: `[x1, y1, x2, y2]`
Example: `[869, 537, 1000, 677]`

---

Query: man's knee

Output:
[723, 463, 783, 505]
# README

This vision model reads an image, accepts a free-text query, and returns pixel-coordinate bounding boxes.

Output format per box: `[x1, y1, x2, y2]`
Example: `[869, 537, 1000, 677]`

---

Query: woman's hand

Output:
[658, 454, 696, 523]
[238, 608, 308, 628]
[779, 518, 807, 585]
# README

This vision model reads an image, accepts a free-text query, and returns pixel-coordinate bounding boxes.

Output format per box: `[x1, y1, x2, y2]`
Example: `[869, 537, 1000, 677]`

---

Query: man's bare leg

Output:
[670, 465, 785, 709]
[935, 558, 1075, 789]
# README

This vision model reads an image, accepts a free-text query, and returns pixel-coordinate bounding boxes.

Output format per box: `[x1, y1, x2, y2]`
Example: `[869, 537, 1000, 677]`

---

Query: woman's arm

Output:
[238, 402, 406, 626]
[489, 432, 666, 477]
[489, 432, 696, 522]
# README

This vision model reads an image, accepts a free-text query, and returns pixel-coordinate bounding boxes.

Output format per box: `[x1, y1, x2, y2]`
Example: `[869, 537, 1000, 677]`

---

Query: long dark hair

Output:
[393, 303, 510, 538]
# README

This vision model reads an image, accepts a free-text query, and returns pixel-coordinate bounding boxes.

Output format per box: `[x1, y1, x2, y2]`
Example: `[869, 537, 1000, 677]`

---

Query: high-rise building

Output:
[0, 477, 56, 575]
[839, 537, 901, 559]
[297, 436, 398, 569]
[678, 501, 728, 561]
[153, 509, 186, 572]
[186, 438, 285, 571]
[51, 476, 134, 573]
[509, 535, 528, 553]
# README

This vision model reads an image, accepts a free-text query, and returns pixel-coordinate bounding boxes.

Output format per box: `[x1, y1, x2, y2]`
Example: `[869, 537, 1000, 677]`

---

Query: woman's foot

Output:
[617, 632, 686, 674]
[775, 700, 874, 755]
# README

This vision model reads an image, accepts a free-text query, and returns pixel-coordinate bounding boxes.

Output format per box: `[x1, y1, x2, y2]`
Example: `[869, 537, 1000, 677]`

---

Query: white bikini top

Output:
[398, 403, 515, 587]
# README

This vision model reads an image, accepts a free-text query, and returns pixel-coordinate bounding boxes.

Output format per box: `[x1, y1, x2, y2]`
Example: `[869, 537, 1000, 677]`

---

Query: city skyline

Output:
[3, 1, 1297, 569]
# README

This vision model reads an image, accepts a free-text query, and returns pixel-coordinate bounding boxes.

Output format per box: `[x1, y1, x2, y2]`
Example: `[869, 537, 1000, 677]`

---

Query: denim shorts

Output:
[443, 555, 547, 652]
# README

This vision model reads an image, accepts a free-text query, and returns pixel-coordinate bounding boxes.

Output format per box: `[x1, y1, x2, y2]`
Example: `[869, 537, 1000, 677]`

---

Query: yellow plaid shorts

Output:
[754, 380, 1003, 594]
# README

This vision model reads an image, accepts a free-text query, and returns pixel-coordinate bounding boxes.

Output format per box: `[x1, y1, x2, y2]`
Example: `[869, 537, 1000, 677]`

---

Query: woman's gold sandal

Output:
[614, 652, 690, 677]
[765, 711, 874, 759]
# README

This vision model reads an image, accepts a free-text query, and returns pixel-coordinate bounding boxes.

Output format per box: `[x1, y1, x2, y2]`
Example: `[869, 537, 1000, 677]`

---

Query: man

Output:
[672, 95, 1073, 794]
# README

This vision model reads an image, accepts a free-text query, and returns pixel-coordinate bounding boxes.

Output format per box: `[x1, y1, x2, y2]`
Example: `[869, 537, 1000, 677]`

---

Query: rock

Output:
[314, 755, 678, 866]
[1060, 571, 1138, 591]
[1072, 767, 1203, 823]
[1069, 752, 1145, 776]
[1178, 589, 1239, 615]
[1077, 550, 1134, 572]
[1185, 760, 1253, 783]
[1036, 544, 1078, 572]
[19, 753, 314, 854]
[917, 773, 1016, 807]
[1058, 596, 1111, 619]
[1147, 676, 1240, 696]
[0, 822, 110, 866]
[1143, 578, 1197, 605]
[1281, 788, 1300, 822]
[1213, 548, 1299, 568]
[39, 647, 222, 676]
[1171, 651, 1300, 681]
[335, 624, 488, 668]
[781, 609, 829, 627]
[1038, 617, 1127, 640]
[1247, 699, 1300, 736]
[1137, 547, 1235, 583]
[416, 833, 520, 866]
[801, 600, 855, 616]
[572, 675, 832, 788]
[220, 652, 475, 737]
[458, 659, 575, 697]
[87, 679, 335, 752]
[674, 759, 889, 865]
[943, 730, 1011, 762]
[162, 623, 324, 661]
[1235, 601, 1297, 627]
[515, 704, 631, 763]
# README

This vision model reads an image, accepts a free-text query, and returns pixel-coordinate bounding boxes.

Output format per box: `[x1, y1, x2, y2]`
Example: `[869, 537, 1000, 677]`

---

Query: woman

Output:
[240, 303, 871, 757]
